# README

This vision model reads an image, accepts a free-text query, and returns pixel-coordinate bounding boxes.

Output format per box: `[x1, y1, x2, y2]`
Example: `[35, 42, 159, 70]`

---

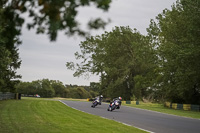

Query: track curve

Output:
[60, 100, 200, 133]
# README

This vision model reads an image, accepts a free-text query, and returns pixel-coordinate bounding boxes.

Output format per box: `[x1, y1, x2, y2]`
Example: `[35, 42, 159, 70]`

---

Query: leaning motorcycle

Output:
[91, 99, 99, 108]
[107, 100, 121, 111]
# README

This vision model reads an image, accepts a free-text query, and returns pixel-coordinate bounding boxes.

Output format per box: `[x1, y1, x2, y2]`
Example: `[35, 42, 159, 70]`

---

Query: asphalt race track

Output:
[60, 100, 200, 133]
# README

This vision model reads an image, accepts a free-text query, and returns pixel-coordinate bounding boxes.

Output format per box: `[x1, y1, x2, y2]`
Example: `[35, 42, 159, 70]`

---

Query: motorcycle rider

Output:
[95, 95, 103, 105]
[99, 95, 103, 105]
[107, 96, 122, 111]
[112, 97, 122, 109]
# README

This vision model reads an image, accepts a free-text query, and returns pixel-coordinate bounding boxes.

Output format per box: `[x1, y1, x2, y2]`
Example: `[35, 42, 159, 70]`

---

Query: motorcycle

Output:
[91, 99, 100, 108]
[107, 100, 121, 111]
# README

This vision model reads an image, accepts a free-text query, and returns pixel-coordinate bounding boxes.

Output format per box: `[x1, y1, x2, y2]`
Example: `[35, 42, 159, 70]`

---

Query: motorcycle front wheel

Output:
[107, 107, 111, 111]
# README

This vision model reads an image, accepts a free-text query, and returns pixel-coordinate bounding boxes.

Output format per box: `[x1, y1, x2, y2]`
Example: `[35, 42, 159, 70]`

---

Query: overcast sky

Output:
[17, 0, 177, 86]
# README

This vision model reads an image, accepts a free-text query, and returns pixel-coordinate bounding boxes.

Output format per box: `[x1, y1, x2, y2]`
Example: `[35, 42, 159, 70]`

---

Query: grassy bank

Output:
[123, 102, 200, 119]
[0, 98, 147, 133]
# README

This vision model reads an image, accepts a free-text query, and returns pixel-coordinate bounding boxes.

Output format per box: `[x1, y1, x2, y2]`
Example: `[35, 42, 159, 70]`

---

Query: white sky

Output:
[17, 0, 177, 86]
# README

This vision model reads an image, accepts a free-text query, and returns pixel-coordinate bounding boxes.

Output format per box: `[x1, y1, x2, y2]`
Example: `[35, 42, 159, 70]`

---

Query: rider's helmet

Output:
[118, 97, 122, 100]
[100, 95, 103, 98]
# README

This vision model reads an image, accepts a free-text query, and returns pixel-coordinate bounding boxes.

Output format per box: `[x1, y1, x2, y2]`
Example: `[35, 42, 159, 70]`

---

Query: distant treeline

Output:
[16, 79, 100, 98]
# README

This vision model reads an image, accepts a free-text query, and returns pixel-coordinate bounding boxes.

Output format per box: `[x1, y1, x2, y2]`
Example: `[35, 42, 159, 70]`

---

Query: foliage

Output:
[0, 8, 22, 93]
[0, 46, 11, 92]
[17, 79, 56, 98]
[147, 0, 200, 104]
[1, 0, 112, 41]
[51, 80, 65, 97]
[16, 79, 96, 98]
[90, 82, 101, 93]
[67, 26, 156, 100]
[68, 87, 91, 99]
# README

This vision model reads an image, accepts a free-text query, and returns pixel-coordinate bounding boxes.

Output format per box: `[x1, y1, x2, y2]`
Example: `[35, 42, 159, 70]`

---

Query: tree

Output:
[0, 45, 11, 92]
[76, 87, 90, 98]
[63, 88, 70, 98]
[16, 79, 99, 98]
[51, 80, 65, 97]
[40, 79, 55, 98]
[147, 0, 200, 104]
[19, 79, 55, 97]
[67, 26, 156, 100]
[16, 81, 38, 96]
[90, 82, 101, 93]
[0, 8, 22, 92]
[1, 0, 112, 41]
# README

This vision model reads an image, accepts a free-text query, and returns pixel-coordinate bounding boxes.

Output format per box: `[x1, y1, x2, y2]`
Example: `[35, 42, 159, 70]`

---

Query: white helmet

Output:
[100, 95, 103, 98]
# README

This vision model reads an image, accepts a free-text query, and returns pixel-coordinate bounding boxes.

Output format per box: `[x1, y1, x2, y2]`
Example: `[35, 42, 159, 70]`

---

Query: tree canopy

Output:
[16, 79, 96, 98]
[66, 26, 156, 100]
[147, 0, 200, 104]
[1, 0, 112, 41]
[0, 8, 21, 92]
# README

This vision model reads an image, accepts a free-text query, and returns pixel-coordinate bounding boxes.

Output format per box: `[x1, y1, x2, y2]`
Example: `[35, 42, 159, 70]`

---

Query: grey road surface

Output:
[60, 100, 200, 133]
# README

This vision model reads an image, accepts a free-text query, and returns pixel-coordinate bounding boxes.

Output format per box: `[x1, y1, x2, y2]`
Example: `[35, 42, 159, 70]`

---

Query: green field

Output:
[0, 98, 147, 133]
[124, 102, 200, 119]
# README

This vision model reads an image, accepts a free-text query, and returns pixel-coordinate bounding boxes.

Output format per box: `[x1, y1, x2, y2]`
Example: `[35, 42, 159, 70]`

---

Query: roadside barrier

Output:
[191, 105, 200, 111]
[183, 104, 191, 111]
[177, 104, 183, 110]
[165, 102, 200, 112]
[121, 101, 126, 104]
[87, 98, 140, 105]
[165, 102, 171, 108]
[87, 98, 94, 101]
[0, 92, 15, 100]
[122, 101, 139, 105]
[172, 103, 177, 109]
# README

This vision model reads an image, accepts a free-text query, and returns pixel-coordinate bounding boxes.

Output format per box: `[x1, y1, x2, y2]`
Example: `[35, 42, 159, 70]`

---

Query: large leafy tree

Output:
[0, 8, 22, 92]
[67, 26, 156, 100]
[147, 0, 200, 104]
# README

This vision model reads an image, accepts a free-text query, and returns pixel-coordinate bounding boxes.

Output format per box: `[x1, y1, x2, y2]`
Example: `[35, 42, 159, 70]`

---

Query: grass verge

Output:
[123, 102, 200, 119]
[0, 98, 147, 133]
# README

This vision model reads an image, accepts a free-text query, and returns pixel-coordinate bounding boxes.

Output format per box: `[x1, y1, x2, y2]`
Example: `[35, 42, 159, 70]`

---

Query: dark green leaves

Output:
[2, 0, 112, 41]
[66, 26, 156, 100]
[148, 0, 200, 104]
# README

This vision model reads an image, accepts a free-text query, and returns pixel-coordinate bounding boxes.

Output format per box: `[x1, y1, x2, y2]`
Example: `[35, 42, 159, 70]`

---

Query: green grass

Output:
[0, 98, 147, 133]
[124, 102, 200, 119]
